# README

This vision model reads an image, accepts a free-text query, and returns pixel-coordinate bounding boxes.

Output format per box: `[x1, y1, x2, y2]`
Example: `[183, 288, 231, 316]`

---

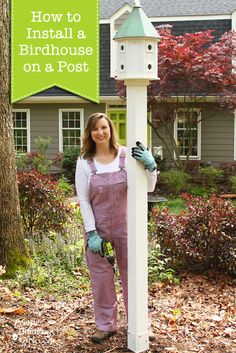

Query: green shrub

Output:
[17, 169, 72, 236]
[158, 170, 191, 195]
[15, 227, 89, 293]
[16, 152, 28, 170]
[230, 176, 236, 194]
[58, 176, 75, 196]
[150, 194, 236, 275]
[199, 166, 223, 191]
[188, 185, 209, 197]
[54, 147, 80, 183]
[14, 201, 89, 294]
[148, 243, 179, 285]
[16, 136, 53, 174]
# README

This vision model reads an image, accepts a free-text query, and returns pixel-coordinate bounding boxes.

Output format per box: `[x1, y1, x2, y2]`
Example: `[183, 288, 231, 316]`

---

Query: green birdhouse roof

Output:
[114, 4, 160, 40]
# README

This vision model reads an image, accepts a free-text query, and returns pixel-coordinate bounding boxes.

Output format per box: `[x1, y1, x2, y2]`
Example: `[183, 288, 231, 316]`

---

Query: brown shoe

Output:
[148, 328, 155, 341]
[90, 329, 116, 343]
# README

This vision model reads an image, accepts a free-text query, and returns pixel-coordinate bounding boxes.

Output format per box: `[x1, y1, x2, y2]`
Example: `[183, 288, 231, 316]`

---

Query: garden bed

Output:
[0, 274, 235, 353]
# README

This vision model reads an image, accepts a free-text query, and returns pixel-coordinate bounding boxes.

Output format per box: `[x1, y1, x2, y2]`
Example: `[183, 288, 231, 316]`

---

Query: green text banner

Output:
[11, 0, 99, 103]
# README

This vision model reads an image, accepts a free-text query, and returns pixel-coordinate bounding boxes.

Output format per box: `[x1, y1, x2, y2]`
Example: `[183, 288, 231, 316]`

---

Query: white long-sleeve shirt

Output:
[75, 146, 157, 232]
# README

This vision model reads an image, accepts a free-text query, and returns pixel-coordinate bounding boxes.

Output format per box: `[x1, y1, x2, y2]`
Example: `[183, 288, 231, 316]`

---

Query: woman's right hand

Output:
[87, 230, 102, 253]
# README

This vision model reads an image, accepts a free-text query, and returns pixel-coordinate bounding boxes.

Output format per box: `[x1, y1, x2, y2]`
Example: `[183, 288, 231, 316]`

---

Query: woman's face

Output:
[91, 117, 111, 146]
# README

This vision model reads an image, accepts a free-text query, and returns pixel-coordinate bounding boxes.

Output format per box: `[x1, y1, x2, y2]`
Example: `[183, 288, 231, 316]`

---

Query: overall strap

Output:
[119, 147, 126, 170]
[87, 158, 97, 174]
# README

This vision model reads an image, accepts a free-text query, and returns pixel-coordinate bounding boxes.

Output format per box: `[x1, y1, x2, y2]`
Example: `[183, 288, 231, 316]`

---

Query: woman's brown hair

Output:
[81, 113, 119, 159]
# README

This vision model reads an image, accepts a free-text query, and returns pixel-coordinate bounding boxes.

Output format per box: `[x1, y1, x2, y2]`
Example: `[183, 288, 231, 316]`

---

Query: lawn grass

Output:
[152, 197, 186, 214]
[153, 195, 236, 214]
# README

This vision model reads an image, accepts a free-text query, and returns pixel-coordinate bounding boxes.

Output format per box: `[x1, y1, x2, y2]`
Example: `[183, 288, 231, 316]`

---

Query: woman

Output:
[75, 112, 157, 343]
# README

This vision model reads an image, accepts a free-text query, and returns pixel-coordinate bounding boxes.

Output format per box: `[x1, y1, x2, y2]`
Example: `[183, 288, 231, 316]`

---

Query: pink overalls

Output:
[85, 149, 128, 332]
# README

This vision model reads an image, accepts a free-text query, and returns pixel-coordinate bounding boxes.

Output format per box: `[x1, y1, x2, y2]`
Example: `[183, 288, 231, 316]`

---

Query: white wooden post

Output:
[126, 80, 149, 352]
[113, 2, 160, 352]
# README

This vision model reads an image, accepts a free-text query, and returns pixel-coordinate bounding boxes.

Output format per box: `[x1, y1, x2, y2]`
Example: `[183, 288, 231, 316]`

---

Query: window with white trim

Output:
[174, 109, 201, 159]
[59, 109, 83, 152]
[13, 110, 30, 153]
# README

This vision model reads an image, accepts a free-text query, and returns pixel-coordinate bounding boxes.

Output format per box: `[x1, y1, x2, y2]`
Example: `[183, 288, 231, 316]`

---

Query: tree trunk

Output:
[0, 0, 29, 275]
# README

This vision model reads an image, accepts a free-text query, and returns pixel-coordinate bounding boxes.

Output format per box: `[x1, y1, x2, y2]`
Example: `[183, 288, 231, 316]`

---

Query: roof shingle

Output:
[100, 0, 236, 19]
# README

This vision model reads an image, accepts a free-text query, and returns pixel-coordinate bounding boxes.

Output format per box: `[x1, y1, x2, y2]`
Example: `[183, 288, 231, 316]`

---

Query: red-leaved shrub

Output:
[17, 169, 72, 236]
[151, 194, 236, 275]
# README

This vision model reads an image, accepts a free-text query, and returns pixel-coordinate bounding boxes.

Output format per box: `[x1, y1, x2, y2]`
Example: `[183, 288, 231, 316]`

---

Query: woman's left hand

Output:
[131, 141, 157, 172]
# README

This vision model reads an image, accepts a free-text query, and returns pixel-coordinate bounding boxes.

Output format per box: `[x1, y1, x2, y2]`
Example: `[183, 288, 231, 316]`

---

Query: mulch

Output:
[0, 273, 235, 353]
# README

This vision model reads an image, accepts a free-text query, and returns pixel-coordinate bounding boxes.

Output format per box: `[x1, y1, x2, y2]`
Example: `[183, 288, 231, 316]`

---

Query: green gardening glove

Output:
[87, 230, 102, 253]
[131, 141, 157, 172]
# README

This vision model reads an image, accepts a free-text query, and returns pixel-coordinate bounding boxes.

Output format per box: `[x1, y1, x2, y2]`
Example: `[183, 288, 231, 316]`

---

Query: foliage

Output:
[148, 243, 180, 284]
[219, 161, 236, 178]
[16, 136, 53, 174]
[57, 176, 75, 196]
[117, 28, 236, 169]
[15, 153, 28, 170]
[34, 136, 52, 154]
[219, 161, 236, 193]
[54, 146, 80, 183]
[17, 169, 72, 236]
[231, 175, 236, 194]
[150, 194, 236, 275]
[158, 170, 191, 195]
[184, 160, 201, 176]
[199, 166, 223, 191]
[15, 222, 90, 294]
[188, 184, 209, 197]
[155, 28, 236, 104]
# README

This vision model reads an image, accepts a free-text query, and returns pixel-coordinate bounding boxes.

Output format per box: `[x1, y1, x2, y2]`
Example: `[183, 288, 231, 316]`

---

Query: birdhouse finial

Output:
[133, 0, 141, 7]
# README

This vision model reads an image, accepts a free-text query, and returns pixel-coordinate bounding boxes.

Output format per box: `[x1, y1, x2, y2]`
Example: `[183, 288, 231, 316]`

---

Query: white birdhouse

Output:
[113, 0, 160, 81]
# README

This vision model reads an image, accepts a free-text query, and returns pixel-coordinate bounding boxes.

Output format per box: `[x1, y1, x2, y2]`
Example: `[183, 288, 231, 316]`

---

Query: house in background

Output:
[13, 0, 236, 165]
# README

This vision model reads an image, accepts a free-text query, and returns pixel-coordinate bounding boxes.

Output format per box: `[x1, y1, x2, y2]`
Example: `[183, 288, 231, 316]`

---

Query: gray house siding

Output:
[13, 103, 106, 158]
[152, 106, 234, 166]
[201, 109, 234, 163]
[151, 123, 174, 166]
